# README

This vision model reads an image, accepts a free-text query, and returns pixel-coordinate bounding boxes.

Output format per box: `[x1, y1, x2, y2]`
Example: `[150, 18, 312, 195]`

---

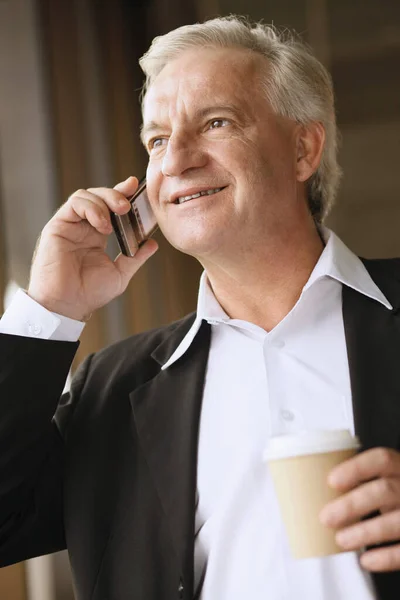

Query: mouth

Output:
[173, 186, 227, 205]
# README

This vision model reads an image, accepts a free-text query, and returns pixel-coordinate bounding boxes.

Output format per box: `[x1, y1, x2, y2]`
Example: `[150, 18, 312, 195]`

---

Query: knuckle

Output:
[387, 477, 397, 496]
[387, 547, 400, 570]
[378, 478, 389, 496]
[343, 492, 357, 513]
[352, 460, 364, 479]
[334, 493, 356, 521]
[72, 188, 86, 199]
[109, 189, 124, 203]
[68, 194, 83, 208]
[378, 477, 395, 498]
[377, 447, 392, 468]
[86, 187, 117, 202]
[366, 517, 380, 538]
[360, 523, 375, 547]
[350, 491, 366, 516]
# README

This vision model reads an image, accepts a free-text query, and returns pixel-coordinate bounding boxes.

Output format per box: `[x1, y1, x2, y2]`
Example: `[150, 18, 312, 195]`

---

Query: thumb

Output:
[113, 175, 139, 197]
[114, 238, 159, 289]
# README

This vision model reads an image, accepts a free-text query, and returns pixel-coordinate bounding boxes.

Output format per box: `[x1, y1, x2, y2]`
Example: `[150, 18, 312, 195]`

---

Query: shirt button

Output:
[26, 322, 42, 336]
[178, 578, 184, 598]
[280, 409, 295, 422]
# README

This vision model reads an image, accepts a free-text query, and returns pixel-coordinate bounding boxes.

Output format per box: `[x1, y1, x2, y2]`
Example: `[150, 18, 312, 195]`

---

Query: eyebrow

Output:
[140, 104, 242, 146]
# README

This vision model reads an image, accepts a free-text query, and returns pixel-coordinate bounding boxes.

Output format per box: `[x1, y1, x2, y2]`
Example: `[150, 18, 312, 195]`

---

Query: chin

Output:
[164, 228, 223, 258]
[169, 239, 217, 258]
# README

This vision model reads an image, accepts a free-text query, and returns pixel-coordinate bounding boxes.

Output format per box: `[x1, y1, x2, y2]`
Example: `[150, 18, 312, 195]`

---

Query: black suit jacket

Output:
[1, 258, 400, 600]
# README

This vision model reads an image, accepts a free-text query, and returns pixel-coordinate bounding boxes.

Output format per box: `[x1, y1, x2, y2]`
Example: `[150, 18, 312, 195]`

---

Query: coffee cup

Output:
[264, 429, 361, 559]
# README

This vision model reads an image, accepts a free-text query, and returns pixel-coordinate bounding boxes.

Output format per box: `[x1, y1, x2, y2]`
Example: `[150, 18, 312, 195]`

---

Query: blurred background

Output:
[0, 0, 399, 597]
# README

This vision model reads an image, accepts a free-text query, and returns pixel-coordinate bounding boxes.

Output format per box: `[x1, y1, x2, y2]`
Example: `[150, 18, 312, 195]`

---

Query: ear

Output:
[295, 122, 326, 183]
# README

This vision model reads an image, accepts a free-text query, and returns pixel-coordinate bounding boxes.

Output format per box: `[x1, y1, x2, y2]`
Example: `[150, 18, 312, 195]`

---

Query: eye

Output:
[149, 137, 167, 151]
[209, 119, 230, 129]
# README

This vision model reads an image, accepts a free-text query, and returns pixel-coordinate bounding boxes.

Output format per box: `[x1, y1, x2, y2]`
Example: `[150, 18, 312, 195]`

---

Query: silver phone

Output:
[111, 179, 158, 257]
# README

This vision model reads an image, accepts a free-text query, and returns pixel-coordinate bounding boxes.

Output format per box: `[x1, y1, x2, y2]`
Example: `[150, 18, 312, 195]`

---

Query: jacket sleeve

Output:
[0, 332, 86, 566]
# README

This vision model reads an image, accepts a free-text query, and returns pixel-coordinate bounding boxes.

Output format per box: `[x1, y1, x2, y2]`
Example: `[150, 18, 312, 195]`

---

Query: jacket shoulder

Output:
[362, 257, 400, 278]
[361, 257, 400, 308]
[84, 311, 197, 384]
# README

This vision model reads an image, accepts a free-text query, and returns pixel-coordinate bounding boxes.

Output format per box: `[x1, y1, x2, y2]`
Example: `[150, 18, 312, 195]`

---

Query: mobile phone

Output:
[110, 179, 158, 257]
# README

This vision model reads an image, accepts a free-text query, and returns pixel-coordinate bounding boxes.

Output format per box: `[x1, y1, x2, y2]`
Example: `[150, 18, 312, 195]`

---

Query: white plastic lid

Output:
[263, 429, 361, 461]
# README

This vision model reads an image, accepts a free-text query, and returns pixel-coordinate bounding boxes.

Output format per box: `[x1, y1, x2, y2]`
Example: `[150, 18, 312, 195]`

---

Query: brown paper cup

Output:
[264, 430, 361, 559]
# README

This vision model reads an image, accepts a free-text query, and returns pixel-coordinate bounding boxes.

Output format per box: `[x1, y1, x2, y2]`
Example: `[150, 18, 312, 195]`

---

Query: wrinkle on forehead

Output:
[142, 47, 267, 129]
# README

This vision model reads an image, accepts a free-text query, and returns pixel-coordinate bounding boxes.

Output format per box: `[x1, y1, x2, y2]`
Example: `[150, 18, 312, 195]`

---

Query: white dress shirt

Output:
[0, 228, 391, 599]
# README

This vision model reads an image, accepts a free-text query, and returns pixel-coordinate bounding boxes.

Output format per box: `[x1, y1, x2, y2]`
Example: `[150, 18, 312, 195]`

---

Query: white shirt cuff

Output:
[0, 289, 85, 342]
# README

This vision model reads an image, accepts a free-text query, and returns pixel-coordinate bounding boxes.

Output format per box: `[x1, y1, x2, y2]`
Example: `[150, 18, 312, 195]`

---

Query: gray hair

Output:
[139, 15, 342, 223]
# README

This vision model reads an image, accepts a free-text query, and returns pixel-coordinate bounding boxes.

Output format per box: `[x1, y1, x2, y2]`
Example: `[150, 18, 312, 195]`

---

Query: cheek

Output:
[211, 137, 256, 178]
[222, 134, 269, 170]
[145, 163, 163, 209]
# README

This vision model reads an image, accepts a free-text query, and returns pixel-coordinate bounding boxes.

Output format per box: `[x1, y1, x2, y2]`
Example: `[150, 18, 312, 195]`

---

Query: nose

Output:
[161, 134, 208, 177]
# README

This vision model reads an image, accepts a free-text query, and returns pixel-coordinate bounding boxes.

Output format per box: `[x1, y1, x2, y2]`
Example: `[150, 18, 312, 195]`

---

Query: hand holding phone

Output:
[27, 176, 158, 322]
[111, 179, 158, 257]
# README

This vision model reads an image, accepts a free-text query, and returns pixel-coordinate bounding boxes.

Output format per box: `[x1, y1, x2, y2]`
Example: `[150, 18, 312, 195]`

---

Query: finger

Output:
[113, 175, 139, 196]
[56, 195, 113, 235]
[113, 239, 158, 289]
[320, 477, 400, 528]
[69, 189, 117, 221]
[58, 186, 132, 233]
[335, 509, 400, 551]
[58, 190, 113, 226]
[360, 543, 400, 572]
[85, 186, 132, 213]
[328, 447, 400, 491]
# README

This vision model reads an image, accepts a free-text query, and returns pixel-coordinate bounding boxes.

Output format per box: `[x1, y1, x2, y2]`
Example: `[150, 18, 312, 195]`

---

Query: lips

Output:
[171, 186, 227, 204]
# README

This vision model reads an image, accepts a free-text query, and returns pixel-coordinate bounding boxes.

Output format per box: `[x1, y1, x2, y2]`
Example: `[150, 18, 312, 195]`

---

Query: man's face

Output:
[142, 47, 303, 261]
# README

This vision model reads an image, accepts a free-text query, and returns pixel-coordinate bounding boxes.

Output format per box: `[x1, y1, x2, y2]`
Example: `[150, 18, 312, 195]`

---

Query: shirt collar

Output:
[160, 273, 221, 370]
[161, 227, 392, 370]
[305, 226, 392, 310]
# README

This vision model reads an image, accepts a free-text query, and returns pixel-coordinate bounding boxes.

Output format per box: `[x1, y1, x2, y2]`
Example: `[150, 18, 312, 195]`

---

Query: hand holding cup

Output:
[264, 429, 361, 559]
[320, 446, 400, 571]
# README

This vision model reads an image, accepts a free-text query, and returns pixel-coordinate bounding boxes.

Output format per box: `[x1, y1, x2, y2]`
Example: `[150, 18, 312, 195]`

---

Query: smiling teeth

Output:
[177, 188, 222, 204]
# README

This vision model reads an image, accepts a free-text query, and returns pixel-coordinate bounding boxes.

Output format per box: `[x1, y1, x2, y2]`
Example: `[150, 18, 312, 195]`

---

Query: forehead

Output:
[142, 47, 265, 123]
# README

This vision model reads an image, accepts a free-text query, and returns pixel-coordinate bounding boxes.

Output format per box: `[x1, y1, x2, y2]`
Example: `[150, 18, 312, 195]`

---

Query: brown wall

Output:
[0, 564, 26, 600]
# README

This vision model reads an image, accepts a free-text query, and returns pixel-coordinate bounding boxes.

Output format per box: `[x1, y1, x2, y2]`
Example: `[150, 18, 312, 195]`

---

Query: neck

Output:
[200, 222, 324, 332]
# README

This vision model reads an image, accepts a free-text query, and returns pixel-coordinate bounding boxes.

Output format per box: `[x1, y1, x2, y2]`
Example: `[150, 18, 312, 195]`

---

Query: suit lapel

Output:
[343, 260, 400, 600]
[129, 318, 211, 593]
[343, 261, 400, 451]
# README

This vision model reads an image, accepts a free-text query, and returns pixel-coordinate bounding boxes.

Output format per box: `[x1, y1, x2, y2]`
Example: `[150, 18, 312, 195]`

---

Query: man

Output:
[1, 15, 400, 600]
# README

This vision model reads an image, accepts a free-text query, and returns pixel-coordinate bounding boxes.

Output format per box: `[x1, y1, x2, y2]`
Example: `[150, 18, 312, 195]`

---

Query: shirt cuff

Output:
[0, 289, 86, 342]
